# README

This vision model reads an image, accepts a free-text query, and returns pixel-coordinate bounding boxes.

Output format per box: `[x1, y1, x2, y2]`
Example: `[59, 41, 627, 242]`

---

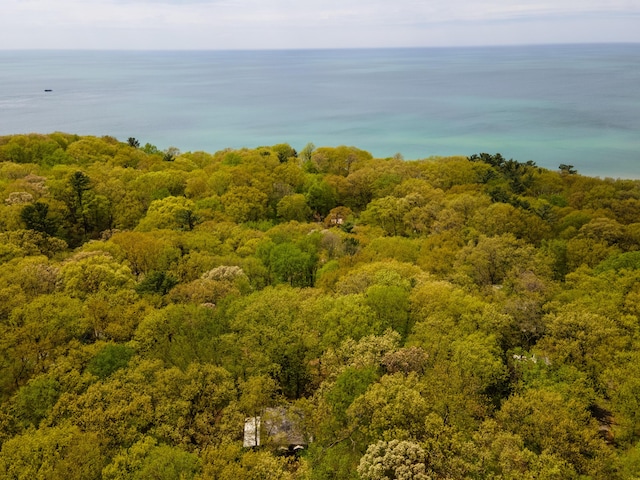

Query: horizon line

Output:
[2, 41, 639, 53]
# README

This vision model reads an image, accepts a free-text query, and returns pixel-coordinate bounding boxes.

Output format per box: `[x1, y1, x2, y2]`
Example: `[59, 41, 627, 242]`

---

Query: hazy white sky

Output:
[2, 0, 639, 49]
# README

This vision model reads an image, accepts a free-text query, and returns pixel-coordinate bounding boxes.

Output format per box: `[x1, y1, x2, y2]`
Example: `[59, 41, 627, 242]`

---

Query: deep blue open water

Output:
[1, 45, 639, 178]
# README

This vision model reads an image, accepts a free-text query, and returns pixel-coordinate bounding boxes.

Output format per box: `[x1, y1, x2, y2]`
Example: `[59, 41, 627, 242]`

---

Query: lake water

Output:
[1, 45, 639, 178]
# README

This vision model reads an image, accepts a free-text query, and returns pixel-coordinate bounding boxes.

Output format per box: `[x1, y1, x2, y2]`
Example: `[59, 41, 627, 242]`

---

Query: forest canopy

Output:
[1, 133, 640, 479]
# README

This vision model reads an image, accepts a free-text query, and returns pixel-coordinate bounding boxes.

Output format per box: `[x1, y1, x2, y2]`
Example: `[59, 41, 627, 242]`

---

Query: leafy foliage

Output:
[1, 134, 639, 477]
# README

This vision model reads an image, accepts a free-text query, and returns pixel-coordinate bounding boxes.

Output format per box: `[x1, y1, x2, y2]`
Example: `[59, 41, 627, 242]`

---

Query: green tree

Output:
[135, 271, 178, 296]
[238, 374, 279, 418]
[455, 234, 544, 286]
[325, 366, 379, 426]
[103, 436, 201, 480]
[360, 196, 411, 236]
[109, 231, 181, 277]
[60, 251, 134, 295]
[0, 424, 106, 480]
[87, 343, 136, 380]
[199, 443, 307, 480]
[559, 164, 577, 175]
[84, 289, 151, 341]
[277, 194, 312, 222]
[364, 283, 411, 338]
[271, 143, 297, 163]
[496, 387, 616, 477]
[221, 186, 269, 222]
[69, 170, 91, 235]
[175, 207, 200, 231]
[311, 146, 372, 176]
[347, 373, 431, 443]
[134, 304, 224, 369]
[305, 180, 337, 217]
[536, 307, 629, 385]
[603, 350, 640, 444]
[10, 375, 61, 428]
[319, 295, 384, 348]
[51, 360, 236, 449]
[299, 142, 315, 164]
[136, 196, 198, 231]
[269, 242, 316, 287]
[2, 294, 86, 391]
[20, 202, 59, 236]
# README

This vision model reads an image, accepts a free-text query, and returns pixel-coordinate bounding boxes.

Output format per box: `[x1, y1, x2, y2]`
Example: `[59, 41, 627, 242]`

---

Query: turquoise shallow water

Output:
[1, 45, 639, 178]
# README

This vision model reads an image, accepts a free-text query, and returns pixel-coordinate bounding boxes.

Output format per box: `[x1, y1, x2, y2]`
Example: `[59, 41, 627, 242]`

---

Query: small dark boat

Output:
[44, 89, 52, 92]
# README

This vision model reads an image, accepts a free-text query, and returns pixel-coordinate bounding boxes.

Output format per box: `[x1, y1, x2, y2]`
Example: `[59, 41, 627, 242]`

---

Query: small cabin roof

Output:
[243, 407, 308, 448]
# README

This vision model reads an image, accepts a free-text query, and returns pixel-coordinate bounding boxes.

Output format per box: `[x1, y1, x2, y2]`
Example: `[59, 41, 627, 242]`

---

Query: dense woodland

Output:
[1, 132, 640, 479]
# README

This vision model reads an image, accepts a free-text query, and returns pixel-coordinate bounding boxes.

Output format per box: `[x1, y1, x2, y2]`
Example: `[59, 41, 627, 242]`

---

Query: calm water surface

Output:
[1, 45, 639, 178]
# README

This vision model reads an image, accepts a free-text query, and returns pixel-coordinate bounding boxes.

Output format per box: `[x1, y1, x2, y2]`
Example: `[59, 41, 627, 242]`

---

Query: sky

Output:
[1, 0, 639, 50]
